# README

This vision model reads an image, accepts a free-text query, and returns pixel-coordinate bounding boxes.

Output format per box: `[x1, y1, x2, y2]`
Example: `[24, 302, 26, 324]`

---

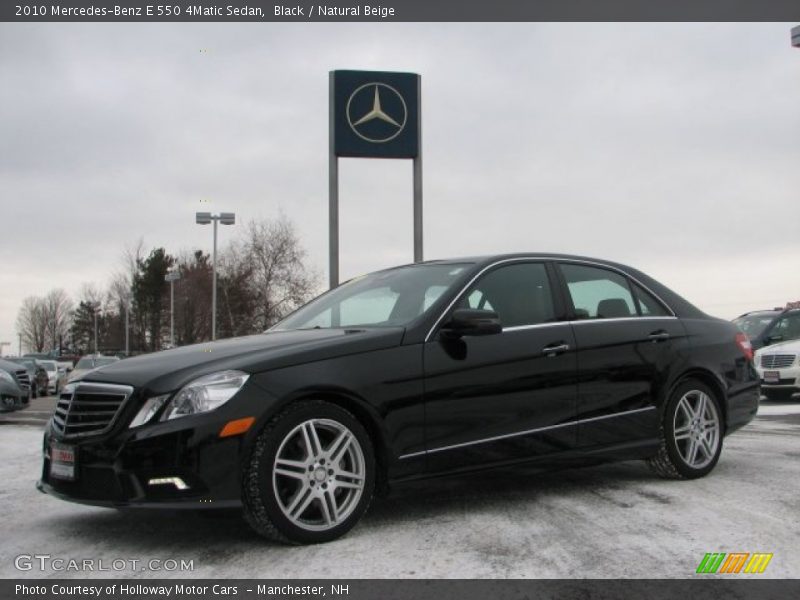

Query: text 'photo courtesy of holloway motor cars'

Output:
[38, 254, 759, 544]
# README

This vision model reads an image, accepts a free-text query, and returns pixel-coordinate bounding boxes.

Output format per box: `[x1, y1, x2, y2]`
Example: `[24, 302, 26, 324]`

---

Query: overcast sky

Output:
[1, 23, 799, 353]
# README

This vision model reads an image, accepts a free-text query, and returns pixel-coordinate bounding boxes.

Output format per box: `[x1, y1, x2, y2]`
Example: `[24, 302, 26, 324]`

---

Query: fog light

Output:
[148, 477, 190, 490]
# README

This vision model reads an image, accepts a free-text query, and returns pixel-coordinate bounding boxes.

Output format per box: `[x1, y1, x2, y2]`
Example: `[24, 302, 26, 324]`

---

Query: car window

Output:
[560, 263, 636, 319]
[631, 282, 671, 317]
[458, 263, 555, 328]
[274, 263, 471, 330]
[770, 313, 800, 342]
[733, 313, 777, 339]
[299, 287, 400, 328]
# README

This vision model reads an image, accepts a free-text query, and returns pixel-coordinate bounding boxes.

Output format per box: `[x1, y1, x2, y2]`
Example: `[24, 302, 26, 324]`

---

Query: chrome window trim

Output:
[570, 316, 678, 325]
[501, 316, 678, 334]
[398, 406, 656, 459]
[424, 257, 676, 342]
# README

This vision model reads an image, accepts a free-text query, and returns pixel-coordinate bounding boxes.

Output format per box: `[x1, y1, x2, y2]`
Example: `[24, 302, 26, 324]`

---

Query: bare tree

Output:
[238, 215, 318, 330]
[16, 296, 48, 353]
[42, 289, 74, 351]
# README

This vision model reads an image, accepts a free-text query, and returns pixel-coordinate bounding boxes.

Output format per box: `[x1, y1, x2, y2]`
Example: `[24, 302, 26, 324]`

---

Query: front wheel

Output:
[243, 400, 375, 544]
[647, 380, 723, 479]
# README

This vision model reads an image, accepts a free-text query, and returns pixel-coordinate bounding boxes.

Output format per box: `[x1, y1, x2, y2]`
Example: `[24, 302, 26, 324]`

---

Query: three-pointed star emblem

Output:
[345, 82, 408, 143]
[352, 86, 401, 128]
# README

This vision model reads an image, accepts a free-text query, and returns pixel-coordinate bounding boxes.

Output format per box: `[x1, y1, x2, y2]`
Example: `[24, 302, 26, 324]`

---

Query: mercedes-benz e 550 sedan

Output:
[38, 254, 759, 544]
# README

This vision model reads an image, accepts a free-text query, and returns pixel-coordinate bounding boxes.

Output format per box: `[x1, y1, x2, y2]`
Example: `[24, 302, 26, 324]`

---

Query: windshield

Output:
[40, 361, 57, 371]
[273, 263, 472, 331]
[75, 358, 95, 369]
[95, 357, 117, 367]
[733, 313, 777, 339]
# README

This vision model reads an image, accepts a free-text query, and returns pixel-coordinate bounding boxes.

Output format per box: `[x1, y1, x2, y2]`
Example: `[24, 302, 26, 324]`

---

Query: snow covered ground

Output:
[1, 400, 798, 579]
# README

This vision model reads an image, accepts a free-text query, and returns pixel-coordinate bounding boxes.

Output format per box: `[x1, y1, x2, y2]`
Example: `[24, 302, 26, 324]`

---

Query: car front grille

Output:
[52, 382, 134, 438]
[15, 369, 30, 391]
[760, 354, 796, 369]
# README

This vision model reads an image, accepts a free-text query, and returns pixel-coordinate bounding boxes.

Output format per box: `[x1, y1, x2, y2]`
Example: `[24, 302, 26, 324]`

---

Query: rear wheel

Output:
[648, 380, 723, 479]
[243, 400, 375, 544]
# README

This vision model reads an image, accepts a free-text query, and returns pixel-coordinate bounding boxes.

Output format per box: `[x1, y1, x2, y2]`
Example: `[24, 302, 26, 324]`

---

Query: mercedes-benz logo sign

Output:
[346, 82, 407, 144]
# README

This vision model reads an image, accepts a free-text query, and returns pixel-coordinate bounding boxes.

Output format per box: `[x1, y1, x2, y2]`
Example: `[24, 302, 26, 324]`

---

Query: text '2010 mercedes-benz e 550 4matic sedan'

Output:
[38, 254, 759, 544]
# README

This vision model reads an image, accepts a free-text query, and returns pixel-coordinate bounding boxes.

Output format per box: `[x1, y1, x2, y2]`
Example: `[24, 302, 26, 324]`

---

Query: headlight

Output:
[161, 370, 249, 422]
[148, 371, 250, 421]
[0, 370, 14, 383]
[129, 394, 169, 428]
[129, 370, 250, 428]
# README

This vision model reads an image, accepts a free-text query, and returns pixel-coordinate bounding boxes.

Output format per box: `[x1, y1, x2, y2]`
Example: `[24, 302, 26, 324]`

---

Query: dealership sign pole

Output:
[329, 70, 422, 288]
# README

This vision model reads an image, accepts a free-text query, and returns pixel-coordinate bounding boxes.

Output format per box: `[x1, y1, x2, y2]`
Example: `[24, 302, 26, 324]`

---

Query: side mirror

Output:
[441, 308, 502, 339]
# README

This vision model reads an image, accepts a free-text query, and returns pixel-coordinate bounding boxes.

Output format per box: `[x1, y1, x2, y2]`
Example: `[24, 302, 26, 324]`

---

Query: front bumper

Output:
[37, 382, 270, 509]
[755, 365, 800, 394]
[0, 381, 26, 411]
[38, 420, 246, 508]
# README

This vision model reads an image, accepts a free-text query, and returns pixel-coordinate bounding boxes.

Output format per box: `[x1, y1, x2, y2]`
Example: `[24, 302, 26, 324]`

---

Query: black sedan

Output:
[38, 254, 759, 544]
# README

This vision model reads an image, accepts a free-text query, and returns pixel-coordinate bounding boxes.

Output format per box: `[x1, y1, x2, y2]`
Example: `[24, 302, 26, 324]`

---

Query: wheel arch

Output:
[244, 387, 392, 494]
[666, 367, 728, 432]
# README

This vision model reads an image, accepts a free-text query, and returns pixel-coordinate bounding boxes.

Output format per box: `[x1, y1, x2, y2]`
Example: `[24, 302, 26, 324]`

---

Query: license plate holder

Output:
[49, 441, 76, 481]
[763, 370, 780, 384]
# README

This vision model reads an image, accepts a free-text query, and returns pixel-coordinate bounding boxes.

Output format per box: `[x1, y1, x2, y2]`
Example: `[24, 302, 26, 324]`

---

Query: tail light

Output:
[735, 333, 754, 361]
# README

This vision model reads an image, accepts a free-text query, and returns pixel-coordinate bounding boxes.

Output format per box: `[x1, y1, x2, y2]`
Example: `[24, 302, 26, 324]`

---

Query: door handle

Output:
[648, 330, 670, 342]
[542, 343, 570, 356]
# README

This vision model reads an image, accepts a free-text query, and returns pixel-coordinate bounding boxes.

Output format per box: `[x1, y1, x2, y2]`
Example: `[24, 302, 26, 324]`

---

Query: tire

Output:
[647, 380, 724, 480]
[242, 400, 375, 544]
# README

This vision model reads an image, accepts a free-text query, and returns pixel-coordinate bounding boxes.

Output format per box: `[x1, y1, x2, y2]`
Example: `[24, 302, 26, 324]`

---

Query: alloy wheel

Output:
[672, 390, 720, 469]
[272, 418, 366, 532]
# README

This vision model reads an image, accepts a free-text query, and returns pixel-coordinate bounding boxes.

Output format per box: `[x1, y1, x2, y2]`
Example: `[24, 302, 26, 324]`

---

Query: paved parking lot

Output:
[1, 398, 798, 579]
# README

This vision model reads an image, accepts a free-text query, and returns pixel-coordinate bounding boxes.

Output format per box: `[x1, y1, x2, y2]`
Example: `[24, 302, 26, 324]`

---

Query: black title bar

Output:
[5, 579, 800, 600]
[3, 0, 800, 22]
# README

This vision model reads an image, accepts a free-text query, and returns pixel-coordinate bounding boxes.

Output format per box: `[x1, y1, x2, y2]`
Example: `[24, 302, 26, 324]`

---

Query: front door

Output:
[422, 261, 579, 473]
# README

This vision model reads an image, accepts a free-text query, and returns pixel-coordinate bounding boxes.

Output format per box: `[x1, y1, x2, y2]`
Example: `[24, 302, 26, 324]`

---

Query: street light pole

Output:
[196, 212, 235, 341]
[125, 301, 130, 356]
[165, 270, 181, 347]
[213, 218, 218, 341]
[93, 304, 98, 354]
[18, 333, 22, 356]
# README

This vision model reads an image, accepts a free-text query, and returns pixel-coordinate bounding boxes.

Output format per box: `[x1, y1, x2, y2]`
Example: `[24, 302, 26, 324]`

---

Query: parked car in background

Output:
[56, 360, 74, 375]
[733, 308, 800, 351]
[754, 339, 800, 400]
[0, 358, 31, 410]
[38, 360, 66, 396]
[6, 358, 49, 398]
[38, 254, 758, 544]
[67, 355, 120, 383]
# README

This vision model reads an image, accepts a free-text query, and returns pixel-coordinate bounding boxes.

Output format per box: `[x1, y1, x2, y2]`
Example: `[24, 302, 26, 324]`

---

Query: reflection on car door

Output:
[422, 261, 579, 473]
[556, 262, 686, 448]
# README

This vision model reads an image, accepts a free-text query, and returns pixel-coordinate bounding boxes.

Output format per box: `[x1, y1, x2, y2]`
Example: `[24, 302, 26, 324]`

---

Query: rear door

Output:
[555, 261, 685, 448]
